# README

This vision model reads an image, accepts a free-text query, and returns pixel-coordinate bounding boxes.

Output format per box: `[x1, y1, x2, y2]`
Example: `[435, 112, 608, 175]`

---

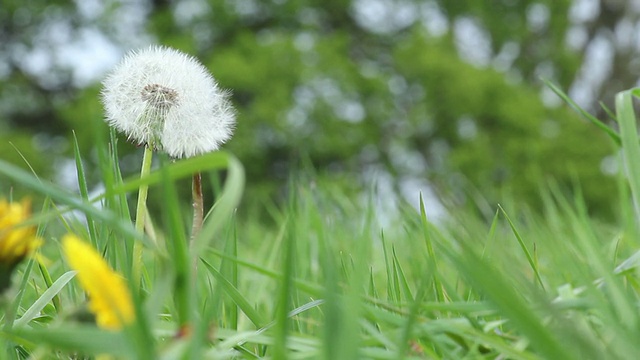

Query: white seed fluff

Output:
[101, 46, 235, 158]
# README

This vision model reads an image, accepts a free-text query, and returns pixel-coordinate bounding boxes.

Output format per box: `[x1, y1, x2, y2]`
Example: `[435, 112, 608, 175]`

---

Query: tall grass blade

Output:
[498, 205, 545, 290]
[3, 259, 36, 330]
[72, 131, 98, 247]
[191, 154, 245, 257]
[220, 216, 239, 329]
[10, 325, 131, 357]
[158, 154, 192, 327]
[0, 159, 149, 247]
[420, 194, 444, 302]
[543, 79, 621, 145]
[14, 271, 77, 328]
[391, 247, 413, 301]
[449, 249, 577, 360]
[37, 259, 62, 314]
[100, 151, 231, 199]
[380, 232, 396, 302]
[396, 277, 428, 359]
[617, 89, 640, 220]
[200, 258, 266, 328]
[273, 190, 297, 359]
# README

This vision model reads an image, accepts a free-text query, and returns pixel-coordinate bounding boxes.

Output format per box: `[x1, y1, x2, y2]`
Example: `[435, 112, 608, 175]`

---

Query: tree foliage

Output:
[1, 0, 632, 216]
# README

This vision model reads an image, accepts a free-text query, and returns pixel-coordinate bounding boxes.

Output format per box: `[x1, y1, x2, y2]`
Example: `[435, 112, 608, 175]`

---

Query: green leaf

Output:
[14, 271, 77, 328]
[200, 258, 267, 328]
[0, 158, 151, 249]
[101, 150, 231, 198]
[543, 79, 621, 145]
[617, 89, 640, 218]
[449, 250, 578, 360]
[9, 325, 132, 356]
[499, 205, 545, 290]
[72, 131, 98, 248]
[420, 193, 444, 302]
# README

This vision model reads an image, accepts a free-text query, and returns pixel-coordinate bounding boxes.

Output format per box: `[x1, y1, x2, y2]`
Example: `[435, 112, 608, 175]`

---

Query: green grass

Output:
[2, 87, 640, 359]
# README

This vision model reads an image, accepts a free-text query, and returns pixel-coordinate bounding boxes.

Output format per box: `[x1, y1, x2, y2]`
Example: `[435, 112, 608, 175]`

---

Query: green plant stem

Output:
[133, 146, 153, 288]
[190, 172, 204, 285]
[191, 172, 204, 243]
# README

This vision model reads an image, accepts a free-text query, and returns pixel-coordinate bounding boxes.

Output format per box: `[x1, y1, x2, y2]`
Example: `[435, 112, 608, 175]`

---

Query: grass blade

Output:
[14, 271, 77, 328]
[420, 194, 444, 302]
[191, 154, 245, 257]
[617, 89, 640, 219]
[72, 131, 98, 248]
[543, 79, 621, 145]
[220, 216, 239, 329]
[498, 205, 545, 290]
[0, 159, 151, 249]
[449, 249, 577, 360]
[200, 258, 266, 328]
[10, 325, 131, 357]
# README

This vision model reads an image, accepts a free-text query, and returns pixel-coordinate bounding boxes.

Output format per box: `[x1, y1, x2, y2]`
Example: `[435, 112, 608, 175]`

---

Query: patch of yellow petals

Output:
[62, 235, 134, 330]
[0, 199, 42, 268]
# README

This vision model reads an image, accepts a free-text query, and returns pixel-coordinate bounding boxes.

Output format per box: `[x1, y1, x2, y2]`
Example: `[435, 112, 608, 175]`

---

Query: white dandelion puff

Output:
[101, 45, 235, 158]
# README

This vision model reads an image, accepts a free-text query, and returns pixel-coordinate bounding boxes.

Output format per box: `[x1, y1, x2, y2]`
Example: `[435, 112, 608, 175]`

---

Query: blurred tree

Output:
[0, 0, 633, 217]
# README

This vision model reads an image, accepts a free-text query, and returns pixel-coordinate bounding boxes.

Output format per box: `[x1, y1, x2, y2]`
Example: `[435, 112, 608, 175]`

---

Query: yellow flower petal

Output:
[62, 235, 134, 330]
[0, 199, 42, 265]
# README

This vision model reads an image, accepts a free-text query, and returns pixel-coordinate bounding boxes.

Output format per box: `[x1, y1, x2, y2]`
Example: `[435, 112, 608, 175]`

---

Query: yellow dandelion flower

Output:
[62, 235, 134, 330]
[0, 198, 42, 292]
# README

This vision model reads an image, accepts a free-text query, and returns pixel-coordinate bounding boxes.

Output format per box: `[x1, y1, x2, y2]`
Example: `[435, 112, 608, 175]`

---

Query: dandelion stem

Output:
[191, 172, 204, 242]
[133, 145, 153, 287]
[190, 172, 204, 283]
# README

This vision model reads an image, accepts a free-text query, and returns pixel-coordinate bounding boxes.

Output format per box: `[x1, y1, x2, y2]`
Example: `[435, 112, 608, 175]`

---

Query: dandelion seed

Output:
[0, 199, 42, 293]
[62, 234, 134, 330]
[101, 45, 235, 158]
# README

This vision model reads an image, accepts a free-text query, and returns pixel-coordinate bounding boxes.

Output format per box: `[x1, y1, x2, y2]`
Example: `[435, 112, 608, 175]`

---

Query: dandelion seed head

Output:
[140, 83, 179, 109]
[101, 45, 235, 158]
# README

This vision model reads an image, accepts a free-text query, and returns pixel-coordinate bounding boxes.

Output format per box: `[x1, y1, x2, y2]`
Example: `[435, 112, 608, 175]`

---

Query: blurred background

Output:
[0, 0, 637, 220]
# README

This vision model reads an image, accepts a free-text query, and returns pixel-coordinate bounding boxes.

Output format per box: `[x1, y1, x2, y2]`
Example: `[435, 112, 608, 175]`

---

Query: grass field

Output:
[2, 88, 640, 359]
